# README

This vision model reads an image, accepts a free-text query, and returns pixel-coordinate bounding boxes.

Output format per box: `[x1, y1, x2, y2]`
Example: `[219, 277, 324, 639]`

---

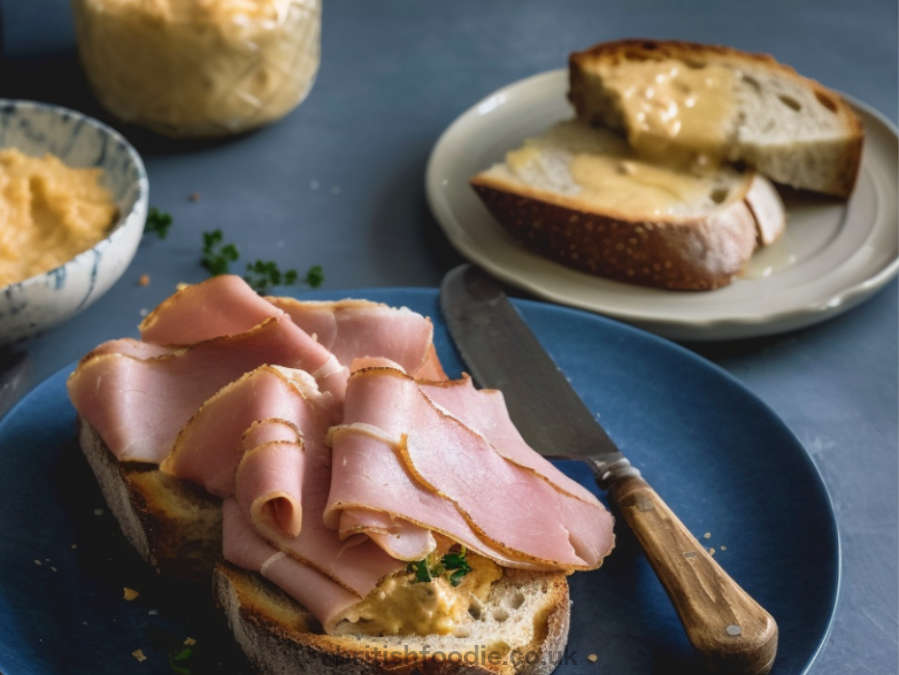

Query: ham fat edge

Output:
[66, 275, 615, 630]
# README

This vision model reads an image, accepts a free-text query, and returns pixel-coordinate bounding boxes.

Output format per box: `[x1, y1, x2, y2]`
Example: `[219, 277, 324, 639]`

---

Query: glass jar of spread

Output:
[71, 0, 321, 138]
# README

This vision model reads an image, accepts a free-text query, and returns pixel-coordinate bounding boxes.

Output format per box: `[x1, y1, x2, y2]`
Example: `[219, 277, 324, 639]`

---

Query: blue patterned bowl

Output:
[0, 100, 148, 344]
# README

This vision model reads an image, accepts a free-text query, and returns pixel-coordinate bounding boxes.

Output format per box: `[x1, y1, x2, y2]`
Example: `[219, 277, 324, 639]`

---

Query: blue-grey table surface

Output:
[2, 1, 897, 673]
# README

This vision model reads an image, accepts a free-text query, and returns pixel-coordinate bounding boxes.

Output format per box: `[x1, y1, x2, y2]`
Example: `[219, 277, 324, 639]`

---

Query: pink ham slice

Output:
[140, 275, 280, 345]
[134, 274, 444, 379]
[68, 316, 346, 464]
[420, 376, 601, 506]
[160, 366, 334, 497]
[222, 499, 360, 631]
[328, 363, 615, 571]
[337, 509, 437, 562]
[162, 365, 403, 596]
[268, 297, 446, 380]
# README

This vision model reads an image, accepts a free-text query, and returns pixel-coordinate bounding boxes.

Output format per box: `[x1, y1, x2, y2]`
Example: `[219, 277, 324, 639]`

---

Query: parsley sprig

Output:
[407, 547, 472, 587]
[169, 645, 193, 675]
[145, 207, 173, 239]
[201, 229, 239, 276]
[201, 230, 324, 294]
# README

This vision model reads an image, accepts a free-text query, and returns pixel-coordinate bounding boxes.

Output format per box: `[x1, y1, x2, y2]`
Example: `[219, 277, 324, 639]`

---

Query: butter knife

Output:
[440, 264, 778, 675]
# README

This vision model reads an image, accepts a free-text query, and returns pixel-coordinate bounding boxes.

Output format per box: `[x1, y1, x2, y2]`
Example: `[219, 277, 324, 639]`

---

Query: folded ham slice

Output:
[327, 361, 615, 571]
[138, 275, 443, 378]
[269, 297, 446, 380]
[162, 365, 403, 596]
[222, 499, 361, 631]
[68, 316, 346, 464]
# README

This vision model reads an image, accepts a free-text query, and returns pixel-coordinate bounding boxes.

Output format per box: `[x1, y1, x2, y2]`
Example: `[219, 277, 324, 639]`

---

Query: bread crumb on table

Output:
[587, 653, 599, 663]
[123, 587, 140, 601]
[33, 559, 42, 566]
[708, 547, 716, 556]
[138, 274, 150, 287]
[131, 649, 147, 663]
[720, 545, 727, 551]
[184, 637, 197, 646]
[93, 508, 104, 516]
[703, 532, 711, 540]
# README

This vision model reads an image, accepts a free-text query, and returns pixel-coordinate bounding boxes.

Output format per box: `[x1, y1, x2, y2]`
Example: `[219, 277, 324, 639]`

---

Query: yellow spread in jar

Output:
[71, 0, 321, 137]
[336, 553, 502, 636]
[597, 58, 737, 161]
[0, 149, 117, 286]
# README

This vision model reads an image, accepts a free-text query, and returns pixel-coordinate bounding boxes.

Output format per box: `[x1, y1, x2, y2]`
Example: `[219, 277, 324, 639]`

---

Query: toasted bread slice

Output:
[471, 120, 785, 290]
[568, 39, 863, 197]
[214, 562, 570, 675]
[79, 420, 572, 674]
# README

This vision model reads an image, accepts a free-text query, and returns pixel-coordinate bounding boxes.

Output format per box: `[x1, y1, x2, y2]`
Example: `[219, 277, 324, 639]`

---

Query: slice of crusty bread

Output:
[79, 420, 571, 674]
[78, 418, 222, 581]
[214, 563, 570, 675]
[471, 120, 785, 290]
[568, 39, 863, 197]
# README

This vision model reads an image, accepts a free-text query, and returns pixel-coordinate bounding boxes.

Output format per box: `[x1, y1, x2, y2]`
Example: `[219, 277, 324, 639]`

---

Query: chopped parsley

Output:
[441, 549, 473, 587]
[408, 547, 471, 587]
[201, 230, 324, 294]
[200, 229, 239, 276]
[145, 207, 173, 239]
[244, 259, 298, 294]
[169, 645, 193, 675]
[305, 264, 324, 288]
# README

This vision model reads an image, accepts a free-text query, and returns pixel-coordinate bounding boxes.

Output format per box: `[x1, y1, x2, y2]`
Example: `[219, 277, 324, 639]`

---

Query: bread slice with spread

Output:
[68, 276, 614, 674]
[568, 39, 863, 198]
[471, 120, 785, 290]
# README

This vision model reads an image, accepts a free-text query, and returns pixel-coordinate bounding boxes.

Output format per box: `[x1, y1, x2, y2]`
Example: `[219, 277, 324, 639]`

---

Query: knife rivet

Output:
[635, 496, 654, 512]
[726, 624, 742, 637]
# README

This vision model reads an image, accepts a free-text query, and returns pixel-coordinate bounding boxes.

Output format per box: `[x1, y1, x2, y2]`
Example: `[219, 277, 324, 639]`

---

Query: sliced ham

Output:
[222, 499, 360, 631]
[160, 366, 335, 497]
[337, 509, 437, 562]
[328, 364, 615, 571]
[140, 275, 280, 345]
[162, 365, 404, 596]
[68, 316, 346, 464]
[268, 297, 445, 379]
[420, 376, 601, 506]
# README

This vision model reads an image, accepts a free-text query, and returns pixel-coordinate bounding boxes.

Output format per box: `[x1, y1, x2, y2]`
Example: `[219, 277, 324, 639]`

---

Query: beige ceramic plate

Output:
[425, 69, 898, 340]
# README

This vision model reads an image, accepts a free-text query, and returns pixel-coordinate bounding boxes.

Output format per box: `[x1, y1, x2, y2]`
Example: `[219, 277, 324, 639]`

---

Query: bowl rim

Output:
[0, 98, 149, 293]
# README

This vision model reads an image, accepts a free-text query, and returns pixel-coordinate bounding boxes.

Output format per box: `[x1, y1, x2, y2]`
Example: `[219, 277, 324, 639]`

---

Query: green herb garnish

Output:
[145, 207, 173, 239]
[409, 559, 433, 583]
[201, 229, 239, 276]
[408, 547, 471, 586]
[305, 264, 324, 288]
[169, 645, 193, 675]
[244, 259, 298, 294]
[441, 548, 472, 587]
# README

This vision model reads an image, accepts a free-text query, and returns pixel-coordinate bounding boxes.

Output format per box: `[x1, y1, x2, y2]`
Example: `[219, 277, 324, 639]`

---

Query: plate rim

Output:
[424, 68, 899, 340]
[0, 286, 842, 674]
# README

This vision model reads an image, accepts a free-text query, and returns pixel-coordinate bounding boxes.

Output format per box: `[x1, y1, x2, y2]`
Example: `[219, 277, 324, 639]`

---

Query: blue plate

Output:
[0, 289, 839, 674]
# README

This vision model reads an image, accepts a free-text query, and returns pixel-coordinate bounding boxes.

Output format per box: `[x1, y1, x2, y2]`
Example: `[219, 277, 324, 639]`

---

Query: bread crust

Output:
[568, 39, 864, 197]
[214, 563, 570, 675]
[470, 172, 782, 290]
[79, 419, 222, 581]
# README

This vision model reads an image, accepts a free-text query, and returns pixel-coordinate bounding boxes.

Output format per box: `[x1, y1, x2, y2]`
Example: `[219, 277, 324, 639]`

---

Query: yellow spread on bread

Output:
[0, 149, 117, 286]
[337, 553, 502, 636]
[596, 58, 737, 161]
[506, 131, 724, 216]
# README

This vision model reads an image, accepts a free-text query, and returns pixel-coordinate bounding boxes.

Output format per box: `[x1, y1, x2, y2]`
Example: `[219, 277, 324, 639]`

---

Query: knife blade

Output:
[440, 264, 778, 675]
[439, 263, 634, 486]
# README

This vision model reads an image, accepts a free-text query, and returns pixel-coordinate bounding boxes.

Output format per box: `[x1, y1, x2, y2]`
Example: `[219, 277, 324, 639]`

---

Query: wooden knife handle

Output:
[609, 474, 778, 674]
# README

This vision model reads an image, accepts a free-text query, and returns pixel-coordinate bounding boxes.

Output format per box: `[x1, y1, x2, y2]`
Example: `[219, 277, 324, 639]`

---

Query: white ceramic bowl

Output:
[0, 99, 148, 344]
